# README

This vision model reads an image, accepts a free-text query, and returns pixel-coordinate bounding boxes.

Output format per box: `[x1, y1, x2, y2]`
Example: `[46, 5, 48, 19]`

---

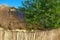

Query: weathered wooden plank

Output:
[27, 32, 36, 40]
[35, 31, 42, 40]
[0, 29, 60, 40]
[17, 31, 26, 40]
[12, 31, 17, 40]
[0, 30, 4, 40]
[4, 30, 13, 40]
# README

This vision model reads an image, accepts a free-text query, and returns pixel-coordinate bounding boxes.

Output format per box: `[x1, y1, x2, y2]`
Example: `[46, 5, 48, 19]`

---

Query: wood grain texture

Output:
[0, 29, 60, 40]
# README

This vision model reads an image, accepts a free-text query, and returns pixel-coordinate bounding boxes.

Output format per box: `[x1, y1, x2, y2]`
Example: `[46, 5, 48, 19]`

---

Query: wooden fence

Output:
[0, 29, 60, 40]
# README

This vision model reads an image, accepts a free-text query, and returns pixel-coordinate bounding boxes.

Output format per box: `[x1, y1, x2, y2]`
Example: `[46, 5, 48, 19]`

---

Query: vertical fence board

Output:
[0, 30, 4, 40]
[25, 32, 35, 40]
[12, 31, 17, 40]
[17, 31, 26, 40]
[57, 29, 60, 40]
[35, 31, 42, 40]
[4, 31, 13, 40]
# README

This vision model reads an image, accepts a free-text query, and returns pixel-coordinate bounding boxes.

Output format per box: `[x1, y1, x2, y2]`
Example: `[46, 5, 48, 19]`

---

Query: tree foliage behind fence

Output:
[19, 0, 60, 30]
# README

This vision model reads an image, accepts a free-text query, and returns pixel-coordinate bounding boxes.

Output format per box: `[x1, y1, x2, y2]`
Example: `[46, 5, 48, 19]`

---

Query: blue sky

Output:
[0, 0, 24, 8]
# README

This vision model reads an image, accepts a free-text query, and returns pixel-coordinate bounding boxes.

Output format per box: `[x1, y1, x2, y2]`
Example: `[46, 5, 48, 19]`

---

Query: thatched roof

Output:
[0, 5, 26, 30]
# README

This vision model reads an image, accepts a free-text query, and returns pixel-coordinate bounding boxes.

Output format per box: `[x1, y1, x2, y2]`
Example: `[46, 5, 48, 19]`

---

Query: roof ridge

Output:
[0, 4, 7, 7]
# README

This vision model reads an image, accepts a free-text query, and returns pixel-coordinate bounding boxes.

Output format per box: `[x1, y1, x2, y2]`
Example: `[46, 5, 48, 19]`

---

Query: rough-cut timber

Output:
[0, 5, 26, 30]
[0, 28, 60, 40]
